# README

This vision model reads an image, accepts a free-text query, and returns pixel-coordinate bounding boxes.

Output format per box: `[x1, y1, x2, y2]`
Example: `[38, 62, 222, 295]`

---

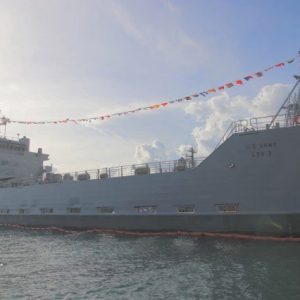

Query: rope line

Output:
[1, 223, 300, 242]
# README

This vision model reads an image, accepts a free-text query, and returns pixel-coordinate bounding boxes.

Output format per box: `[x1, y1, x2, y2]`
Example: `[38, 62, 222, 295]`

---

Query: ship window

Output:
[19, 208, 30, 214]
[216, 203, 239, 213]
[135, 206, 157, 214]
[96, 207, 114, 214]
[67, 207, 81, 213]
[176, 205, 195, 213]
[40, 208, 54, 214]
[0, 209, 9, 214]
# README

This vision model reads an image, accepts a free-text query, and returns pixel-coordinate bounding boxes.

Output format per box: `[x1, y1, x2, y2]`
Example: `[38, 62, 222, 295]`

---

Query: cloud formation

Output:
[183, 83, 291, 156]
[134, 140, 168, 163]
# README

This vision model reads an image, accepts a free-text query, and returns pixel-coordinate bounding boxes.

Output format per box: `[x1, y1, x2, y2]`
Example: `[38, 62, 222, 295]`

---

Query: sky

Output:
[0, 0, 299, 172]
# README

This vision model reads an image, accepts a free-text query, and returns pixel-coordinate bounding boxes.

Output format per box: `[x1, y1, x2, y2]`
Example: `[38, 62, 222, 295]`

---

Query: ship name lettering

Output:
[250, 141, 276, 158]
[250, 141, 276, 150]
[252, 150, 272, 158]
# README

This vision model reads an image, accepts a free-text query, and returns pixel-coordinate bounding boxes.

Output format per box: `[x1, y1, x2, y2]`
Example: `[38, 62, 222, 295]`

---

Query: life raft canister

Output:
[294, 114, 300, 125]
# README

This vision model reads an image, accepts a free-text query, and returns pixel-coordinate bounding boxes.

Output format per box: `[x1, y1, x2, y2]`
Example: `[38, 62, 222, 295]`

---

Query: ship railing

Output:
[215, 119, 247, 149]
[43, 157, 205, 184]
[0, 157, 205, 188]
[0, 136, 22, 142]
[249, 114, 291, 131]
[215, 114, 296, 149]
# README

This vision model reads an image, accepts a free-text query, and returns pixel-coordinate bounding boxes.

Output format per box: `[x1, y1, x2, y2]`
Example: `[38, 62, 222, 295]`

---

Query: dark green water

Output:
[0, 229, 299, 299]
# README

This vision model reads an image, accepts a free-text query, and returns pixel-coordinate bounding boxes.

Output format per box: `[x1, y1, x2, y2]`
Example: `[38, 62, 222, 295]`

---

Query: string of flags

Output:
[5, 54, 299, 125]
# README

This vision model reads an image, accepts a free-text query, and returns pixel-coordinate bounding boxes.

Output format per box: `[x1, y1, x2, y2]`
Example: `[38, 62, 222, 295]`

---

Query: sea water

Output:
[0, 229, 299, 300]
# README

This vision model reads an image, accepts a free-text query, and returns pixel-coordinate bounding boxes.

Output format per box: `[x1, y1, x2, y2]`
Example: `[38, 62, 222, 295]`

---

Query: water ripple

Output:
[0, 230, 300, 299]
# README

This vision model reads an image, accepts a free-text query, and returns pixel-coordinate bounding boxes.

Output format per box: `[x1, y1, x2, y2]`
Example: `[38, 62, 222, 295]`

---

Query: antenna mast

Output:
[0, 113, 10, 138]
[186, 147, 196, 168]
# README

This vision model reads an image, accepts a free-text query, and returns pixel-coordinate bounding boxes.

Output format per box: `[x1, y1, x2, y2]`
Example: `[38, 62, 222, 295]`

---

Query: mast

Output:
[0, 113, 10, 138]
[186, 147, 196, 168]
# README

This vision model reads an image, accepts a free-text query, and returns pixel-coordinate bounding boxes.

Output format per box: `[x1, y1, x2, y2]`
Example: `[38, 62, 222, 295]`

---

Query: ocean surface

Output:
[0, 229, 300, 300]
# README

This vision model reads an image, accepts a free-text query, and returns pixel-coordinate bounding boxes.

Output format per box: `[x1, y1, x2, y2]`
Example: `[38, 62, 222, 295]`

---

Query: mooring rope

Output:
[1, 223, 300, 242]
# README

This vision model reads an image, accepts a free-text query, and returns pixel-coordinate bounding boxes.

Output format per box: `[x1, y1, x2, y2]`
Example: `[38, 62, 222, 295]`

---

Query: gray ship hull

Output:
[0, 214, 300, 236]
[0, 125, 300, 236]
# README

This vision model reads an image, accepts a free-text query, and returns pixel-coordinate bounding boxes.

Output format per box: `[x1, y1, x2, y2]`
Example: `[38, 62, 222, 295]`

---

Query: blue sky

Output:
[0, 0, 299, 171]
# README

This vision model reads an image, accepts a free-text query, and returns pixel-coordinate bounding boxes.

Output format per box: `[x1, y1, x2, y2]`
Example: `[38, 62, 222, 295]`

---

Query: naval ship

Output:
[0, 77, 300, 236]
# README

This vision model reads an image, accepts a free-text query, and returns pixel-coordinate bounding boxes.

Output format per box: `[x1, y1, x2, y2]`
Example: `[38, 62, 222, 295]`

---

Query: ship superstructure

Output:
[0, 127, 48, 187]
[0, 77, 300, 235]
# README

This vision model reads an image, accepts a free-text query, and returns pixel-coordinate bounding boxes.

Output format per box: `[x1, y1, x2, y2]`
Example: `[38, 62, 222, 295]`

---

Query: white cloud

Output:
[250, 83, 291, 116]
[184, 83, 291, 156]
[134, 140, 168, 163]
